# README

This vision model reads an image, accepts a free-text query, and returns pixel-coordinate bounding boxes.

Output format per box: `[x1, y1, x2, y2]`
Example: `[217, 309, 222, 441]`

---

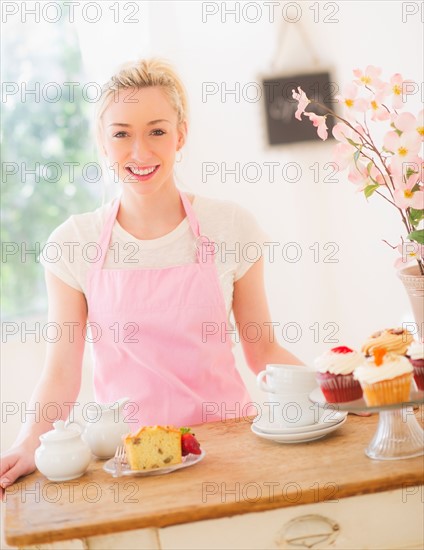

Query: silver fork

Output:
[113, 445, 126, 478]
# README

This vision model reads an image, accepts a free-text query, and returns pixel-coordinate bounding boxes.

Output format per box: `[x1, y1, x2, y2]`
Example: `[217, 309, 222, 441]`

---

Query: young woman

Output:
[0, 58, 303, 495]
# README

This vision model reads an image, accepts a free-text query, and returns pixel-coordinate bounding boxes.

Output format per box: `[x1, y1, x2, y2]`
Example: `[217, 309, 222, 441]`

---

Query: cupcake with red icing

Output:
[314, 346, 364, 402]
[406, 340, 424, 391]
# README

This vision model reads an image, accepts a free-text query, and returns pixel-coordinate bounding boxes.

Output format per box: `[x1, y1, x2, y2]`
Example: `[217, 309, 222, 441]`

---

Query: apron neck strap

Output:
[179, 190, 216, 264]
[92, 198, 120, 271]
[179, 190, 200, 237]
[100, 197, 120, 249]
[92, 189, 215, 271]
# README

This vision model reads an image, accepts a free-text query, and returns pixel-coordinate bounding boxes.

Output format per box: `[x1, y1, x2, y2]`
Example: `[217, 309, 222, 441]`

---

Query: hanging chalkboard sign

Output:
[262, 71, 336, 145]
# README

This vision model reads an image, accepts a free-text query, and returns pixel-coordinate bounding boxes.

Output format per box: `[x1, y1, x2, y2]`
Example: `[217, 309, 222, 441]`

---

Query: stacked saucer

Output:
[251, 409, 347, 444]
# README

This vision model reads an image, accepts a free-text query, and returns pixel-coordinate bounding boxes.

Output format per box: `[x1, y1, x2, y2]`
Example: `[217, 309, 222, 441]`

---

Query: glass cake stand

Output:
[309, 388, 424, 460]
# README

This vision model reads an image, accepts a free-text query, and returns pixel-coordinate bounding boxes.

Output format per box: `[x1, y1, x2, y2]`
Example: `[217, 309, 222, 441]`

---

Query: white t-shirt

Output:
[40, 194, 270, 322]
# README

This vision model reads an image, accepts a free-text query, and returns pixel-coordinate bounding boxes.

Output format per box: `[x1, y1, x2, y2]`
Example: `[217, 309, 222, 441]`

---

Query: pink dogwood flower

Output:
[394, 242, 424, 270]
[336, 84, 368, 121]
[383, 130, 421, 161]
[304, 112, 328, 140]
[332, 142, 358, 171]
[387, 73, 416, 110]
[368, 91, 391, 121]
[389, 155, 424, 183]
[348, 163, 389, 192]
[392, 110, 424, 142]
[332, 122, 365, 143]
[353, 66, 383, 89]
[347, 161, 369, 191]
[292, 87, 310, 121]
[393, 173, 424, 209]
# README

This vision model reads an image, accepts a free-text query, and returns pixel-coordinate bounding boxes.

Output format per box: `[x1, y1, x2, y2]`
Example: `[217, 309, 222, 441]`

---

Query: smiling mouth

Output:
[127, 165, 160, 176]
[125, 165, 160, 182]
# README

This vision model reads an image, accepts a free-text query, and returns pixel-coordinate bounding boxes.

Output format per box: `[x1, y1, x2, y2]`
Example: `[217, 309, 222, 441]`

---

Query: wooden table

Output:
[4, 412, 424, 550]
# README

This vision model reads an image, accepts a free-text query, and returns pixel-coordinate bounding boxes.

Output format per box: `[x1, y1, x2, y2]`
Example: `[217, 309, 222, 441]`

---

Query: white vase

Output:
[397, 265, 424, 341]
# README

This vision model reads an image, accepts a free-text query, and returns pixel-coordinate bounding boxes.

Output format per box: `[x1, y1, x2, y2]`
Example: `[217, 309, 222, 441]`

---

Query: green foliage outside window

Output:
[1, 17, 100, 318]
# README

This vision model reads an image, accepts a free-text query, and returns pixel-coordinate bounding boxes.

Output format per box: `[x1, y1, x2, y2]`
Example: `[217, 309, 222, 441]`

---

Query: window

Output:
[2, 14, 100, 318]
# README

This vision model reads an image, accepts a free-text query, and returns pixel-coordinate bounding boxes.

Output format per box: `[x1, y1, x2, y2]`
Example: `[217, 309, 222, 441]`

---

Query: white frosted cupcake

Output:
[353, 348, 413, 406]
[314, 346, 364, 402]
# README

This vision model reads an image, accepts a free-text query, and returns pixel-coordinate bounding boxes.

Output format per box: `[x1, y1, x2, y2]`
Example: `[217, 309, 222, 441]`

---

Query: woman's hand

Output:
[0, 441, 37, 501]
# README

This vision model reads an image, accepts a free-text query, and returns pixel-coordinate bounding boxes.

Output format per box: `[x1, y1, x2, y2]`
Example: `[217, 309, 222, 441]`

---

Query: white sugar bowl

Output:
[35, 420, 92, 481]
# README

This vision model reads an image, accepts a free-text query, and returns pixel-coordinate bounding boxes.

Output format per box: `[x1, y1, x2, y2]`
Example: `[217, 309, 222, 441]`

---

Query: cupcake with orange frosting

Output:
[406, 340, 424, 391]
[361, 327, 414, 357]
[353, 348, 413, 406]
[314, 346, 364, 402]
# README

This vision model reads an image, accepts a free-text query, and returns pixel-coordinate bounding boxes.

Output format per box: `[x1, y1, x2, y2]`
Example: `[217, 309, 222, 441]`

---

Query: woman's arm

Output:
[232, 257, 305, 374]
[1, 271, 87, 495]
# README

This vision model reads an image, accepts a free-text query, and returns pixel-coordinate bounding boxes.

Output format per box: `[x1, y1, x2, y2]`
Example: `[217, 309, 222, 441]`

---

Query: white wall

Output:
[159, 0, 423, 354]
[2, 1, 423, 451]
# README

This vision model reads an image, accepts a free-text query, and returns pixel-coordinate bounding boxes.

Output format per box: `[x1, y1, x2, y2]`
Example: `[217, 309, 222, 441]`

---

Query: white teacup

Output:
[256, 364, 319, 428]
[257, 364, 317, 393]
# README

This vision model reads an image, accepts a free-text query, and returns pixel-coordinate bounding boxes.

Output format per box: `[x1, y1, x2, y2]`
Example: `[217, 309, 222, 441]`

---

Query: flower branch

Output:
[292, 66, 424, 275]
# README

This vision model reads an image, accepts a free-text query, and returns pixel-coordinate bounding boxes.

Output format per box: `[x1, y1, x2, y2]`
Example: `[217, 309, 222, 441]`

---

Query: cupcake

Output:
[406, 340, 424, 391]
[361, 327, 413, 357]
[353, 348, 413, 406]
[314, 346, 364, 402]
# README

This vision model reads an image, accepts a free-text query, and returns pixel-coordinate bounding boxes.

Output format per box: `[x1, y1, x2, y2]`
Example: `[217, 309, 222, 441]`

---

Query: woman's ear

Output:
[177, 120, 188, 149]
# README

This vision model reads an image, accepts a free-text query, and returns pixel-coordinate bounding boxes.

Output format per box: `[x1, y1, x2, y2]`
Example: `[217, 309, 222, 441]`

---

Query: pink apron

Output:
[86, 190, 253, 428]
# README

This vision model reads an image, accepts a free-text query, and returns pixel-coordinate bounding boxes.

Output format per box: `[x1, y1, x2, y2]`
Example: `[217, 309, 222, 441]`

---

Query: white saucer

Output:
[253, 409, 347, 435]
[250, 416, 347, 444]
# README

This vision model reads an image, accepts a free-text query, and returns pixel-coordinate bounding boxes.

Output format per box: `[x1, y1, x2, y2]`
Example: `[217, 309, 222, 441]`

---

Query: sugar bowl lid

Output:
[40, 420, 81, 442]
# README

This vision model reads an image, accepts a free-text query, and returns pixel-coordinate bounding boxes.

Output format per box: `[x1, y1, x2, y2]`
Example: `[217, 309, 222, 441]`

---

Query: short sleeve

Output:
[39, 219, 84, 292]
[233, 204, 271, 282]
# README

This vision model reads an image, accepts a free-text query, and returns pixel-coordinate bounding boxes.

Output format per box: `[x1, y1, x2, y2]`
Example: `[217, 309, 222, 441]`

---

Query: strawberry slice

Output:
[331, 346, 353, 354]
[180, 427, 202, 456]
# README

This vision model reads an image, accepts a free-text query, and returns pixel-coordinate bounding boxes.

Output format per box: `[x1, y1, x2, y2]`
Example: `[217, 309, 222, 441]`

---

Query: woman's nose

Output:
[131, 137, 151, 160]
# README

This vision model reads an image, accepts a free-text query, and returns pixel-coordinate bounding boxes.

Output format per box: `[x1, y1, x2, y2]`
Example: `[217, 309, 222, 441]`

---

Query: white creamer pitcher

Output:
[66, 397, 130, 459]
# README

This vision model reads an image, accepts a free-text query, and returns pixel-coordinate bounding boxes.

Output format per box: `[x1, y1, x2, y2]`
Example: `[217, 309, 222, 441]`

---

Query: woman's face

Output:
[101, 86, 186, 196]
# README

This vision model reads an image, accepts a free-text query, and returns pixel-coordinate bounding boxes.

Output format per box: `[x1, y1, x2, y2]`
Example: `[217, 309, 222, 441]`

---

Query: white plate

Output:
[252, 409, 347, 435]
[103, 449, 206, 477]
[250, 416, 347, 444]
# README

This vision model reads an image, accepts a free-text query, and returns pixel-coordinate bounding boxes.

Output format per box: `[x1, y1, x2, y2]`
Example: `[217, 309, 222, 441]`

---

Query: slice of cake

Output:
[124, 425, 182, 470]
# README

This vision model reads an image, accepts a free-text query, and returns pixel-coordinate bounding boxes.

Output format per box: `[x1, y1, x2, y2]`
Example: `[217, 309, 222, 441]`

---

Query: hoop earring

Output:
[176, 150, 183, 163]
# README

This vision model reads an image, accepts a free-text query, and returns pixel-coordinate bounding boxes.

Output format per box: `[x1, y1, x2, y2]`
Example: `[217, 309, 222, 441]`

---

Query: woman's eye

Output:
[113, 131, 128, 138]
[151, 129, 165, 136]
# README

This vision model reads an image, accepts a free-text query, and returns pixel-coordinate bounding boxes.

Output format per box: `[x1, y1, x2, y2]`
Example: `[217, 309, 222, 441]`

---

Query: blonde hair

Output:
[95, 57, 189, 156]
